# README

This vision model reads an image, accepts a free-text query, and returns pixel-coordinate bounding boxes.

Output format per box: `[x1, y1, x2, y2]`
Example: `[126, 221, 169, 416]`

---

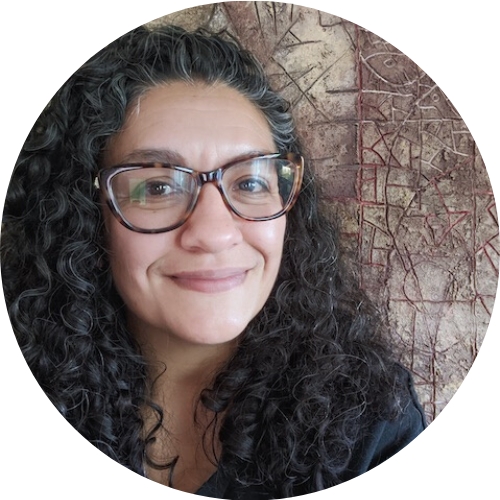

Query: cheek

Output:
[246, 217, 286, 270]
[105, 217, 170, 279]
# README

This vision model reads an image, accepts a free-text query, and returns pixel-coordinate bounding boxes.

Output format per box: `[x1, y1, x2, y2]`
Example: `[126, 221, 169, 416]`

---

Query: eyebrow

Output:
[114, 148, 276, 167]
[118, 148, 186, 165]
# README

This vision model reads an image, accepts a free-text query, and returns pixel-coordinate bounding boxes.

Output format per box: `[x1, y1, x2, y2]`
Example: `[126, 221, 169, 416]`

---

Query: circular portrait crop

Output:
[1, 2, 498, 499]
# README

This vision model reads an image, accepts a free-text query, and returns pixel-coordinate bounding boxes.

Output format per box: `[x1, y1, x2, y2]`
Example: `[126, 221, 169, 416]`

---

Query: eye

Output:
[143, 178, 175, 197]
[128, 176, 186, 205]
[222, 158, 280, 205]
[236, 177, 269, 193]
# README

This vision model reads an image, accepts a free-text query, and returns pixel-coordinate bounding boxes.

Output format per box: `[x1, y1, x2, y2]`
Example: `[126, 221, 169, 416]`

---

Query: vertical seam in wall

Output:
[355, 23, 364, 289]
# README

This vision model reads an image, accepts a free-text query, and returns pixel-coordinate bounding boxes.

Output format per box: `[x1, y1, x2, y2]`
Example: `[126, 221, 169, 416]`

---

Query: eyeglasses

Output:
[95, 153, 304, 233]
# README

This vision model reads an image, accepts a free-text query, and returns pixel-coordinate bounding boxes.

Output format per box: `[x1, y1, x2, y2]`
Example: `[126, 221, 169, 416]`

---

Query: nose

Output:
[179, 183, 243, 253]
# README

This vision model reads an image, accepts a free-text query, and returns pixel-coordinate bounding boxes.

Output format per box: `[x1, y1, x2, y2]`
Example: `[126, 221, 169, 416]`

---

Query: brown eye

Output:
[144, 179, 175, 197]
[235, 177, 269, 194]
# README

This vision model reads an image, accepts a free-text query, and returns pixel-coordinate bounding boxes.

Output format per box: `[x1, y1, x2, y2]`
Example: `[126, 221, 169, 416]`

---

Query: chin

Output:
[176, 317, 251, 347]
[183, 329, 245, 347]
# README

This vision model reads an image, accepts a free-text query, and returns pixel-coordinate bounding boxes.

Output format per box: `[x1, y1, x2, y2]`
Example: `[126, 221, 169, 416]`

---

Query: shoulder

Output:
[343, 365, 427, 480]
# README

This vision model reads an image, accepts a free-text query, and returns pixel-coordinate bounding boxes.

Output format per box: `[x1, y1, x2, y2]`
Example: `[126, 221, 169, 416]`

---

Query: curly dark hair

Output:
[2, 25, 413, 497]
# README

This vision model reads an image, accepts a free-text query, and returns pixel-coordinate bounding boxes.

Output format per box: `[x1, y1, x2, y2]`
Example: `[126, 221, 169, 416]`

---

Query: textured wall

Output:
[150, 2, 498, 422]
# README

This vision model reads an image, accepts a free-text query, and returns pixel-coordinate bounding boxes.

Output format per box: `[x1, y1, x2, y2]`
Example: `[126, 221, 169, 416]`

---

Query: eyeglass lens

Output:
[108, 156, 300, 231]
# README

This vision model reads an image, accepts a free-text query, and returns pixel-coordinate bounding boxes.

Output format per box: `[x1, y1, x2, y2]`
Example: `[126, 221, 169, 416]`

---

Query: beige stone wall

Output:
[150, 2, 499, 422]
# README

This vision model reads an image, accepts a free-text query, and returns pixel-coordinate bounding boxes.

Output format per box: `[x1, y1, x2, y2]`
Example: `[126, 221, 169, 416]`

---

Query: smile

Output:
[170, 268, 249, 293]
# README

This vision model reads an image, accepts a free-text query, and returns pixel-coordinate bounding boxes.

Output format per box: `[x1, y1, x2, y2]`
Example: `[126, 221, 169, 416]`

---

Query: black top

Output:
[195, 370, 426, 499]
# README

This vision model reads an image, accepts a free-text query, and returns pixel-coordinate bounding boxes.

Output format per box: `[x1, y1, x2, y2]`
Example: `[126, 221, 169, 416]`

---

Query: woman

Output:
[1, 25, 425, 498]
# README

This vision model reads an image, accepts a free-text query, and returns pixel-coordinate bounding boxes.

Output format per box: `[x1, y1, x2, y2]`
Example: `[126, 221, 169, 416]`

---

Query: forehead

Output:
[104, 81, 275, 167]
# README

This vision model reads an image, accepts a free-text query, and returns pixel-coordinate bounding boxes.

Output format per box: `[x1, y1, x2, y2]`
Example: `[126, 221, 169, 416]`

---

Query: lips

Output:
[170, 268, 249, 293]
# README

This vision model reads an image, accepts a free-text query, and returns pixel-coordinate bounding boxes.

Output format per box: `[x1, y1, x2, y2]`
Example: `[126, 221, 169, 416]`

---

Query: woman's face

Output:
[102, 81, 286, 347]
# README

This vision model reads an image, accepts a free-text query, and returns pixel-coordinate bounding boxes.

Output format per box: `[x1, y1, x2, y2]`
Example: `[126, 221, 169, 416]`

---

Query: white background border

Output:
[1, 1, 498, 498]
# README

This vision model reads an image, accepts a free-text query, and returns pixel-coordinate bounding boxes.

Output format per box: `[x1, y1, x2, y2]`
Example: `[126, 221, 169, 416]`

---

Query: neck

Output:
[129, 316, 232, 492]
[129, 316, 237, 397]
